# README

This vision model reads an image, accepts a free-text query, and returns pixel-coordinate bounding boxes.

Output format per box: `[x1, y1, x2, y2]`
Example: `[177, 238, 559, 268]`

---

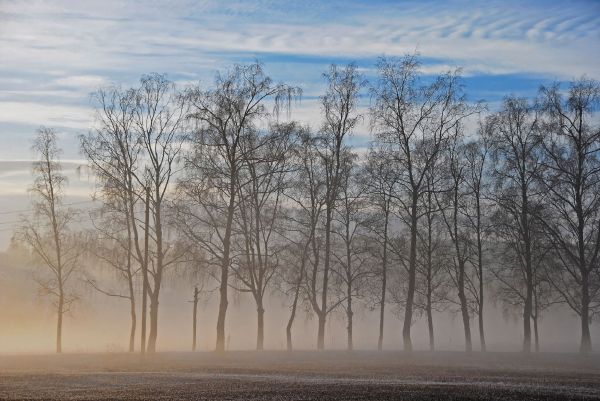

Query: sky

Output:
[1, 0, 599, 158]
[0, 0, 599, 244]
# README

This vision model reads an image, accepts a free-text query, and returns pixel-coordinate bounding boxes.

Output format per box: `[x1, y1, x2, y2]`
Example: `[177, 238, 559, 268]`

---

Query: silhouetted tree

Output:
[538, 79, 600, 354]
[313, 63, 364, 349]
[19, 128, 82, 353]
[370, 55, 473, 351]
[487, 96, 543, 353]
[361, 149, 398, 351]
[180, 63, 300, 352]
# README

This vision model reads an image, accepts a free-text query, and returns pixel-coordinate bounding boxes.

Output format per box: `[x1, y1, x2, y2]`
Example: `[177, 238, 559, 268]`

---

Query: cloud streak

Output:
[0, 0, 598, 159]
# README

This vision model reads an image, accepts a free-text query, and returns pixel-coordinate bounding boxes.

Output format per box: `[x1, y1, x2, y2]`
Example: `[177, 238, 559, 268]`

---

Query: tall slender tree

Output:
[362, 149, 398, 351]
[488, 96, 544, 353]
[538, 79, 600, 354]
[370, 55, 473, 351]
[313, 63, 363, 349]
[180, 63, 300, 352]
[19, 128, 82, 353]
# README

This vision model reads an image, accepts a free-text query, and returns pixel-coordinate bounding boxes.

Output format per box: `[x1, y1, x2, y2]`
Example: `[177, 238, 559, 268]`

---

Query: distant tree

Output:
[180, 63, 300, 352]
[81, 85, 142, 352]
[370, 55, 474, 351]
[361, 149, 398, 351]
[313, 63, 364, 349]
[538, 79, 600, 354]
[133, 73, 189, 352]
[487, 96, 544, 353]
[331, 157, 373, 351]
[18, 128, 82, 353]
[231, 123, 296, 350]
[280, 127, 326, 351]
[463, 133, 492, 352]
[490, 220, 556, 352]
[415, 166, 450, 351]
[84, 204, 139, 352]
[436, 132, 474, 352]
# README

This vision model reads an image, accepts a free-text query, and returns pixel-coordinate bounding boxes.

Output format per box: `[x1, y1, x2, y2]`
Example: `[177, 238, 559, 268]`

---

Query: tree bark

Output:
[193, 286, 199, 352]
[286, 283, 300, 352]
[427, 282, 434, 351]
[140, 188, 150, 354]
[147, 295, 159, 353]
[458, 272, 472, 352]
[580, 273, 592, 353]
[521, 182, 533, 354]
[56, 292, 63, 354]
[346, 294, 353, 351]
[476, 196, 486, 352]
[317, 312, 326, 350]
[216, 178, 236, 352]
[378, 209, 389, 351]
[256, 304, 265, 351]
[128, 280, 136, 353]
[402, 192, 419, 352]
[318, 205, 333, 350]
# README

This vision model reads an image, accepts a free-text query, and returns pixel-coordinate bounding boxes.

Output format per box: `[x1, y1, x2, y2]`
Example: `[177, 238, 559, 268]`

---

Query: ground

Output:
[0, 351, 599, 400]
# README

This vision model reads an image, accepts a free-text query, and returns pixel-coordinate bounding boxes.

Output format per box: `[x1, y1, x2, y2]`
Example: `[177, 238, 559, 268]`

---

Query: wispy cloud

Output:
[0, 0, 598, 158]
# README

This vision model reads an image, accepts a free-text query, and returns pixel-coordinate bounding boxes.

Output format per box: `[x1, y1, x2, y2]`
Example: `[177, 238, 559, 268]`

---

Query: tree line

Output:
[15, 56, 600, 354]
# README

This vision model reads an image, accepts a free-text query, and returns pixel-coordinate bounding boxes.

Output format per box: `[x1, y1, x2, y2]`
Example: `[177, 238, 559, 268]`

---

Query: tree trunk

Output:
[533, 315, 539, 353]
[458, 275, 472, 352]
[347, 293, 353, 351]
[378, 210, 389, 351]
[140, 187, 150, 354]
[193, 286, 199, 352]
[286, 284, 299, 352]
[522, 185, 532, 354]
[256, 305, 265, 351]
[128, 293, 136, 353]
[317, 313, 326, 350]
[580, 273, 592, 354]
[56, 292, 63, 354]
[402, 192, 418, 352]
[427, 294, 434, 351]
[476, 198, 486, 352]
[318, 206, 333, 350]
[147, 295, 159, 353]
[216, 180, 236, 353]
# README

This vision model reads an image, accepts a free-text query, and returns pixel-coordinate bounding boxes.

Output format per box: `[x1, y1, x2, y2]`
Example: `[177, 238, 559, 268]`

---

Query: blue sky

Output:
[0, 0, 599, 160]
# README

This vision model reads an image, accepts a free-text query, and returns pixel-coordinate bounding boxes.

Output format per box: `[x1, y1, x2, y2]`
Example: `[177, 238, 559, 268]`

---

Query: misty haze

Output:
[0, 1, 599, 400]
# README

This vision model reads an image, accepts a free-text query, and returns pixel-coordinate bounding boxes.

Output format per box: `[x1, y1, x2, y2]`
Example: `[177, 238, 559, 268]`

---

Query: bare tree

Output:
[490, 218, 556, 352]
[487, 96, 543, 353]
[133, 73, 189, 352]
[370, 55, 473, 351]
[180, 63, 300, 352]
[436, 132, 474, 352]
[81, 84, 153, 353]
[331, 156, 373, 351]
[313, 63, 364, 349]
[463, 133, 491, 352]
[280, 127, 326, 351]
[414, 167, 449, 351]
[361, 149, 398, 351]
[19, 128, 82, 353]
[84, 204, 139, 352]
[538, 79, 600, 353]
[231, 123, 296, 350]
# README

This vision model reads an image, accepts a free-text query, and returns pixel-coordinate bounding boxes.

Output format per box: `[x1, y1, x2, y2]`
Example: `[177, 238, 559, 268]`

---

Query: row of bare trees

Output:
[16, 56, 599, 354]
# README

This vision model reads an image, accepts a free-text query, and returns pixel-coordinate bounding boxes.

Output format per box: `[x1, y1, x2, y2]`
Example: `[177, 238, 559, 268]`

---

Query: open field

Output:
[0, 351, 599, 400]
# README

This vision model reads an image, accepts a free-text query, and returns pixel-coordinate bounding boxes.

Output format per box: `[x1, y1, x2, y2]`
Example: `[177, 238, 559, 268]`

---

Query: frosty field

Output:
[0, 351, 598, 400]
